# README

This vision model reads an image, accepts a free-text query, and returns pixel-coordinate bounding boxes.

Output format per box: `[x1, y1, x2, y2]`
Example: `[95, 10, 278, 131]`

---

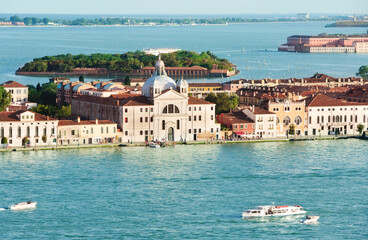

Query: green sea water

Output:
[0, 139, 367, 239]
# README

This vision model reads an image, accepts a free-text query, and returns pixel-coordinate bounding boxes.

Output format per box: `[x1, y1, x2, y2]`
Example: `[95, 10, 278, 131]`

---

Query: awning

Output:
[235, 131, 245, 135]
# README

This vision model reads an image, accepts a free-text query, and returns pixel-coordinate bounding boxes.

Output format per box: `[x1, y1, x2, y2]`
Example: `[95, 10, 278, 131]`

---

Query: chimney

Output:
[47, 116, 49, 120]
[117, 100, 120, 105]
[77, 117, 80, 123]
[95, 119, 98, 124]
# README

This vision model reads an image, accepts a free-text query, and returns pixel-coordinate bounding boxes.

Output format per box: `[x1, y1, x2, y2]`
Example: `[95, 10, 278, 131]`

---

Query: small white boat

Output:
[300, 215, 319, 224]
[242, 204, 306, 218]
[10, 201, 37, 210]
[149, 142, 160, 148]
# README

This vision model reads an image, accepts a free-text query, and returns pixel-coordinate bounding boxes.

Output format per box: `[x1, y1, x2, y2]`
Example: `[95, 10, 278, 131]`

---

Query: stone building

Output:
[71, 57, 220, 142]
[0, 110, 57, 147]
[58, 118, 120, 145]
[1, 81, 28, 104]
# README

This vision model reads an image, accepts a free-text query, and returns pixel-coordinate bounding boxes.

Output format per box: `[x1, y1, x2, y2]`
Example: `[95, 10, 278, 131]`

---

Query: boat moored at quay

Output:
[242, 204, 306, 218]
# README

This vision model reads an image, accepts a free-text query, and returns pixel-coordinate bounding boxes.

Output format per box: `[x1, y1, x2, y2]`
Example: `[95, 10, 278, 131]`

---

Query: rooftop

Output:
[0, 110, 56, 122]
[1, 81, 27, 88]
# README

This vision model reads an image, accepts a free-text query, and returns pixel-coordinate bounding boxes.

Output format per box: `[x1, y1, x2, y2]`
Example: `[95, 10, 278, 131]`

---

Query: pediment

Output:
[154, 89, 187, 100]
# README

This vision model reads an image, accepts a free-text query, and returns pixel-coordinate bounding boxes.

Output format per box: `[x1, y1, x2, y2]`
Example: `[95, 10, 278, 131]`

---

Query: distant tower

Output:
[176, 76, 188, 96]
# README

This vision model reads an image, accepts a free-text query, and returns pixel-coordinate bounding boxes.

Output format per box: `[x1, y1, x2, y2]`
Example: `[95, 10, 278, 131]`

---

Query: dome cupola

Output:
[142, 55, 176, 98]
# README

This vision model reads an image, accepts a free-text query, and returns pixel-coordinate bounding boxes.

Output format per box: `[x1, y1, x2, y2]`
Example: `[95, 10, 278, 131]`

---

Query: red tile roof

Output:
[188, 96, 214, 105]
[73, 94, 152, 107]
[1, 81, 27, 88]
[307, 94, 368, 107]
[58, 119, 116, 126]
[0, 110, 56, 122]
[253, 107, 275, 115]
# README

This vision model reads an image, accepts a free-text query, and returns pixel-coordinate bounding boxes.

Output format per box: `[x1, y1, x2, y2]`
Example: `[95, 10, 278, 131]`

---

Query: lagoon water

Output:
[0, 21, 368, 85]
[0, 21, 368, 239]
[0, 140, 367, 239]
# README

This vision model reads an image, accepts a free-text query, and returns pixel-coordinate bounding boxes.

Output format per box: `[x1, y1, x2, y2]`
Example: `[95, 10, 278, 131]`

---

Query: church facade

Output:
[71, 57, 220, 143]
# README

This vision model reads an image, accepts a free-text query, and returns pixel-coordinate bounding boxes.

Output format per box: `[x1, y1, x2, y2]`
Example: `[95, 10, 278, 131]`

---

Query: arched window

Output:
[18, 127, 21, 137]
[27, 126, 30, 137]
[163, 104, 180, 114]
[35, 126, 39, 137]
[162, 120, 165, 130]
[0, 127, 3, 138]
[294, 116, 302, 125]
[283, 116, 291, 125]
[9, 127, 12, 137]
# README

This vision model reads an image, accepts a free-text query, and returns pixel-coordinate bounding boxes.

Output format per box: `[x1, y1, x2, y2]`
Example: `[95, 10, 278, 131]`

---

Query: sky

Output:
[0, 0, 367, 15]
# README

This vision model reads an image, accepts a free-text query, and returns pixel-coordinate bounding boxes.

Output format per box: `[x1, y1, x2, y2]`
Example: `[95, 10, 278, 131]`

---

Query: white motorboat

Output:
[10, 201, 37, 210]
[149, 142, 160, 148]
[300, 215, 319, 224]
[242, 204, 306, 218]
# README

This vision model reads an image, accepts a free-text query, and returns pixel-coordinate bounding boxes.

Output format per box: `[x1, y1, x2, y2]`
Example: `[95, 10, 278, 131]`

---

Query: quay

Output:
[0, 136, 363, 153]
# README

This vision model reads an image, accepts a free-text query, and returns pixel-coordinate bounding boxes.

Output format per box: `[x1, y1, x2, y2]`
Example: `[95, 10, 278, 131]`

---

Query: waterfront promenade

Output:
[0, 135, 362, 152]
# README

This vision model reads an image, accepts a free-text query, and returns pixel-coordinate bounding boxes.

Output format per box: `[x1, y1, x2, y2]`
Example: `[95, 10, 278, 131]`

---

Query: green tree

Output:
[22, 137, 29, 146]
[23, 17, 32, 25]
[10, 15, 22, 23]
[124, 76, 131, 85]
[57, 105, 71, 119]
[0, 86, 12, 112]
[1, 137, 8, 144]
[356, 65, 368, 80]
[357, 123, 365, 134]
[40, 83, 57, 105]
[79, 75, 85, 83]
[229, 94, 239, 110]
[205, 92, 217, 104]
[288, 124, 296, 135]
[42, 18, 50, 25]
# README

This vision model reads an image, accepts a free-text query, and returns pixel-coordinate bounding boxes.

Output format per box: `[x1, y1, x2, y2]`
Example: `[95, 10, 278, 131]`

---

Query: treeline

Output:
[326, 21, 368, 28]
[19, 50, 234, 73]
[1, 15, 352, 26]
[27, 83, 71, 119]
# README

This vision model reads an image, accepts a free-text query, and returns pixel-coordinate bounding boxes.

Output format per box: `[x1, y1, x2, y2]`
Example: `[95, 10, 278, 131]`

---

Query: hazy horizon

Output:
[0, 0, 367, 15]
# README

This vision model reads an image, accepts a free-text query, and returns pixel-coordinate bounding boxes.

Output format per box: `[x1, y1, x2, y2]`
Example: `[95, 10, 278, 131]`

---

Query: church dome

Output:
[142, 56, 176, 98]
[176, 77, 188, 87]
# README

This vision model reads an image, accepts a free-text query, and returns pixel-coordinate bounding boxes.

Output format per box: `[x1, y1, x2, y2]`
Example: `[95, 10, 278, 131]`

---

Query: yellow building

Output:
[268, 100, 307, 136]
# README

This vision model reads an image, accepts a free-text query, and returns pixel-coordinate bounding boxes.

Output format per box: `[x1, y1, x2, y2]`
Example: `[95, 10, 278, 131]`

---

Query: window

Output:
[145, 117, 148, 122]
[211, 115, 213, 120]
[163, 104, 179, 114]
[295, 116, 302, 125]
[140, 131, 143, 135]
[194, 107, 197, 111]
[194, 116, 197, 121]
[150, 130, 153, 135]
[199, 129, 201, 133]
[27, 126, 30, 137]
[199, 116, 202, 121]
[150, 116, 153, 122]
[125, 108, 128, 113]
[283, 116, 291, 125]
[199, 107, 201, 111]
[125, 118, 128, 123]
[189, 116, 191, 121]
[211, 106, 213, 110]
[189, 129, 191, 134]
[145, 108, 148, 112]
[177, 120, 180, 129]
[106, 127, 109, 134]
[234, 125, 237, 129]
[240, 125, 243, 129]
[140, 117, 143, 123]
[9, 127, 12, 137]
[101, 127, 104, 133]
[189, 107, 192, 111]
[162, 120, 165, 130]
[125, 131, 128, 136]
[35, 126, 39, 137]
[91, 128, 94, 134]
[140, 108, 143, 112]
[71, 130, 75, 136]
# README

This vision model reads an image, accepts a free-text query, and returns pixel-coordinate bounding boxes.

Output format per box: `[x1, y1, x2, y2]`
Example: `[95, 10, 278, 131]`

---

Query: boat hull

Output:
[242, 211, 306, 218]
[10, 202, 37, 210]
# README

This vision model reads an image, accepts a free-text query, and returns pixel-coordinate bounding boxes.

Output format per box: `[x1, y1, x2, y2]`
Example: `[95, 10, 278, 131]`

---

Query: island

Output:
[16, 50, 238, 78]
[0, 15, 353, 27]
[278, 33, 368, 53]
[325, 20, 368, 28]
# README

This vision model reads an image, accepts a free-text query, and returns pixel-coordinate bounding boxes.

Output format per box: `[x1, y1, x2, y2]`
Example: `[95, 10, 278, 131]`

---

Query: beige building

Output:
[58, 118, 121, 145]
[72, 57, 220, 143]
[268, 100, 307, 136]
[1, 81, 28, 104]
[0, 110, 57, 147]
